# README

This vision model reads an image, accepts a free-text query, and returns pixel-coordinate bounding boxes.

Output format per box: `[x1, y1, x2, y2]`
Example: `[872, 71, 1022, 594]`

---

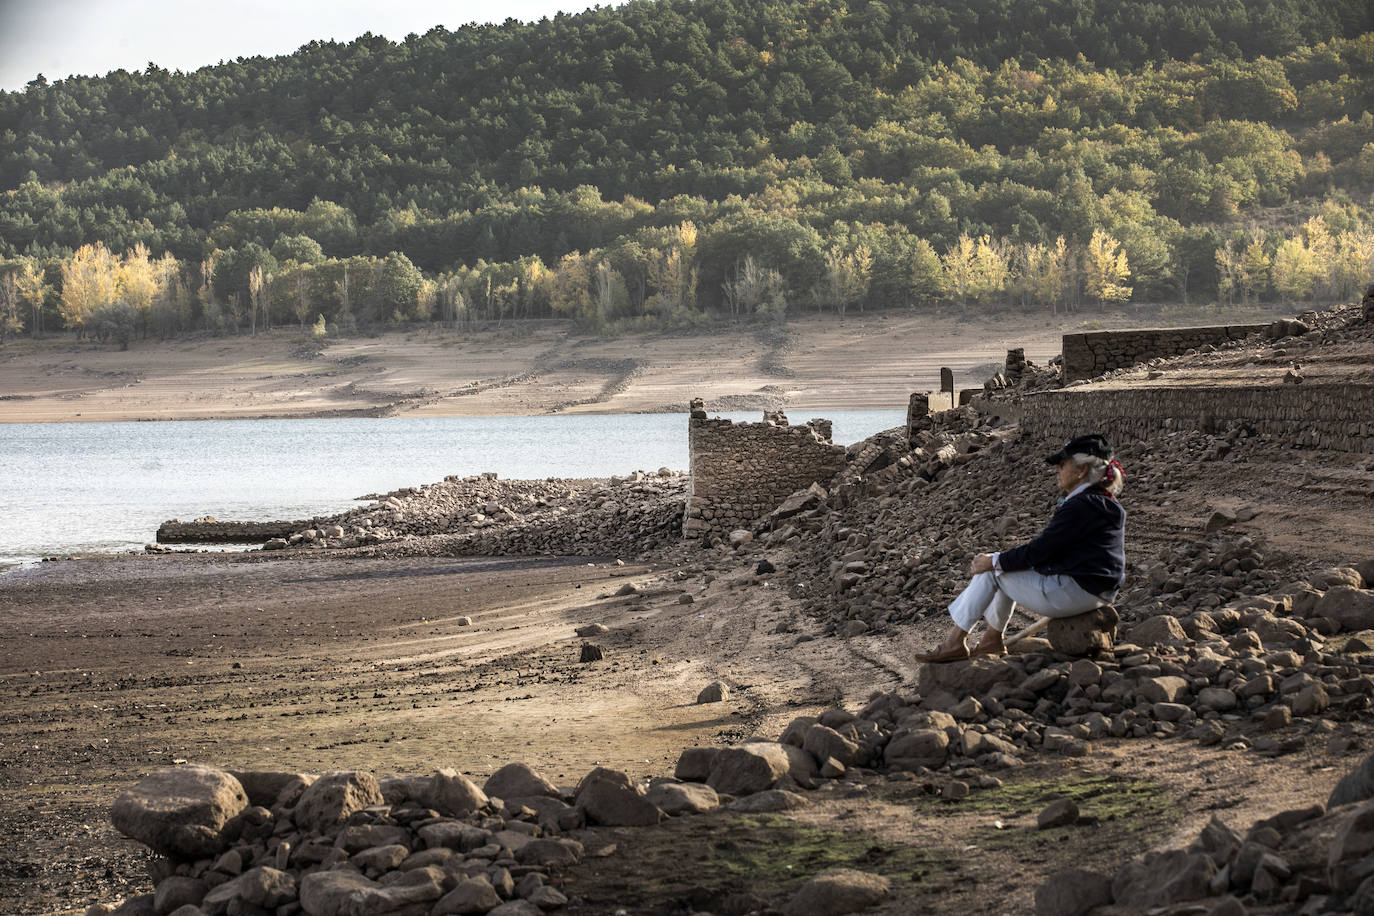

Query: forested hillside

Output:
[1, 0, 1372, 341]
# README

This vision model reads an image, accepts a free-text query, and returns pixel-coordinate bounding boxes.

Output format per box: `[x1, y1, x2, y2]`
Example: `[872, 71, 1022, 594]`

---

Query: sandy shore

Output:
[0, 308, 1285, 423]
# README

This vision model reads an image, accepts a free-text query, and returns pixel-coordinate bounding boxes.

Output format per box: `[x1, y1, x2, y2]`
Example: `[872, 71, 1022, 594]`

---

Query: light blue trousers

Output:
[948, 570, 1111, 634]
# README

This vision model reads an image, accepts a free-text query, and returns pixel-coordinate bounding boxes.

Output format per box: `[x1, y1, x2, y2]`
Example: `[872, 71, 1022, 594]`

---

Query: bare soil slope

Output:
[0, 308, 1282, 423]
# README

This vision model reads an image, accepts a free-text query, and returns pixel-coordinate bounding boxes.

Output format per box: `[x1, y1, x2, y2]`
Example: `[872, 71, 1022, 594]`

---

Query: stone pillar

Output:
[907, 392, 931, 442]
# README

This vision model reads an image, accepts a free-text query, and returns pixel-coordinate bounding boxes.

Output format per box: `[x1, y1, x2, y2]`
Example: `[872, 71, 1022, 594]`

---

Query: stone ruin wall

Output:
[1020, 383, 1374, 454]
[156, 519, 312, 543]
[685, 412, 848, 540]
[1062, 324, 1270, 382]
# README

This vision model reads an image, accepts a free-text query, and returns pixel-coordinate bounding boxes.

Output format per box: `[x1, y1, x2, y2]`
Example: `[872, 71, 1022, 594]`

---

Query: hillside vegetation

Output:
[0, 0, 1372, 341]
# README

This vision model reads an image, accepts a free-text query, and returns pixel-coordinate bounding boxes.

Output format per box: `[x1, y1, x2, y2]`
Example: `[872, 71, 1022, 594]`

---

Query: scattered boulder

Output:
[484, 763, 559, 800]
[111, 766, 248, 860]
[1034, 869, 1112, 916]
[1047, 606, 1118, 656]
[782, 869, 890, 916]
[1316, 587, 1374, 631]
[292, 771, 383, 834]
[576, 770, 663, 827]
[1037, 797, 1080, 829]
[675, 747, 721, 782]
[647, 781, 720, 816]
[425, 769, 488, 817]
[707, 743, 792, 795]
[697, 682, 730, 704]
[1127, 614, 1187, 647]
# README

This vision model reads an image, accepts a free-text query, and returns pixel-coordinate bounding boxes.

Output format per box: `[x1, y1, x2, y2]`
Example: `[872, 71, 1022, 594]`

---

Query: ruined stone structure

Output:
[156, 519, 313, 543]
[1062, 324, 1270, 381]
[906, 392, 931, 442]
[685, 402, 847, 540]
[1021, 383, 1374, 453]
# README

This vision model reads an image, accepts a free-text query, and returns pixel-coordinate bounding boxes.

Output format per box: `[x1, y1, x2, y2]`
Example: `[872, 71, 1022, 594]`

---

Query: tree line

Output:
[6, 214, 1371, 346]
[0, 0, 1372, 341]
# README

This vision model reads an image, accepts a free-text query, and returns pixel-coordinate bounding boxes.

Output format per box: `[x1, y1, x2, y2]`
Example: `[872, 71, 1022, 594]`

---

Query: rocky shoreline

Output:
[45, 299, 1374, 915]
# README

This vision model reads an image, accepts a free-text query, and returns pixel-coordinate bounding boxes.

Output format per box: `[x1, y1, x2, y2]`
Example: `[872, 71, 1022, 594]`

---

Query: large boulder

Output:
[781, 869, 890, 916]
[1331, 753, 1374, 809]
[292, 771, 383, 834]
[298, 870, 381, 916]
[884, 728, 949, 771]
[1329, 801, 1374, 891]
[1126, 615, 1187, 647]
[917, 658, 1020, 704]
[483, 763, 559, 800]
[575, 770, 663, 827]
[1112, 849, 1216, 908]
[1048, 606, 1118, 656]
[1035, 869, 1112, 916]
[802, 724, 867, 768]
[647, 781, 720, 816]
[111, 765, 248, 859]
[674, 747, 720, 782]
[707, 743, 792, 796]
[1316, 588, 1374, 631]
[432, 877, 502, 916]
[424, 769, 488, 817]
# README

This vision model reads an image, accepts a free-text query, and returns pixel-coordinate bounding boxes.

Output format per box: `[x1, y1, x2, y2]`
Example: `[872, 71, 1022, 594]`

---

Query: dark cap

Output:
[1045, 434, 1113, 465]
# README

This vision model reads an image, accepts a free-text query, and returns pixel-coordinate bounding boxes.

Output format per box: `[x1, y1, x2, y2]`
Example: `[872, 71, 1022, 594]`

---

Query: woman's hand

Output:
[970, 553, 994, 575]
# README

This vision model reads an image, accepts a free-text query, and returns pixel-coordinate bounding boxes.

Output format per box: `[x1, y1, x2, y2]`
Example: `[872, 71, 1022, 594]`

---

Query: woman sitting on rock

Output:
[916, 434, 1126, 663]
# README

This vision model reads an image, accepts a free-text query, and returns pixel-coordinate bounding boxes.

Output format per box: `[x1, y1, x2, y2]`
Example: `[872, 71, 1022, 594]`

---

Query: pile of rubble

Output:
[263, 472, 689, 560]
[729, 401, 1347, 637]
[1037, 748, 1374, 915]
[97, 735, 910, 915]
[742, 561, 1374, 783]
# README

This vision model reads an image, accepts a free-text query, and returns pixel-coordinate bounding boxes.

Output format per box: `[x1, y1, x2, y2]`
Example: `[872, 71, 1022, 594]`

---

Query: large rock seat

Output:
[1047, 606, 1119, 656]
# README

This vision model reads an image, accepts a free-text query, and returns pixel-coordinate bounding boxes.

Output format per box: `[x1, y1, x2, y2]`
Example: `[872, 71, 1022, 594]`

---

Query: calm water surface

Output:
[0, 411, 904, 570]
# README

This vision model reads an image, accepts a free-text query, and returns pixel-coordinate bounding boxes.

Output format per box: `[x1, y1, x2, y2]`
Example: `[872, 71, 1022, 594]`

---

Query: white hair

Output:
[1070, 452, 1124, 496]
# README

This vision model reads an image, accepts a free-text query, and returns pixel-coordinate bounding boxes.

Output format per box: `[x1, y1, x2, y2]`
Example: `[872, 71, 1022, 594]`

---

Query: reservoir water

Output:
[0, 410, 904, 571]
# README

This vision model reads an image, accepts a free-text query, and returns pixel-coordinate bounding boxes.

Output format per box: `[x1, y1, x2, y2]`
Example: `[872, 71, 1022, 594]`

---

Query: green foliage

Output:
[0, 0, 1370, 331]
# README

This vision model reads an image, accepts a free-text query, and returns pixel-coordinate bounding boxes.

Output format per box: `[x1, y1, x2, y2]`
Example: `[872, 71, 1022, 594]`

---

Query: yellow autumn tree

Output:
[117, 243, 160, 328]
[1083, 230, 1132, 305]
[941, 234, 978, 306]
[60, 242, 119, 335]
[548, 251, 594, 321]
[818, 243, 872, 317]
[646, 221, 698, 313]
[1271, 236, 1322, 301]
[1238, 232, 1271, 304]
[968, 235, 1010, 305]
[16, 262, 46, 337]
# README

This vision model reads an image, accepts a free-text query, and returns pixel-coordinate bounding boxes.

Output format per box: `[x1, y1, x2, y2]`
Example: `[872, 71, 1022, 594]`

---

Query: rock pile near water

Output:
[264, 472, 688, 560]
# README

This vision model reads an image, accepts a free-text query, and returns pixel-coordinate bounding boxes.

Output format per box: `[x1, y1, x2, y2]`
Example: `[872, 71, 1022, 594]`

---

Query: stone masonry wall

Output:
[685, 412, 848, 540]
[1062, 324, 1270, 381]
[1020, 383, 1374, 453]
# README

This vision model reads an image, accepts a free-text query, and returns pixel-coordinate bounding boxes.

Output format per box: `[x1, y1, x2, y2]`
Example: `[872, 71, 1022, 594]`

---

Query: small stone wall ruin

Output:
[1020, 383, 1374, 453]
[156, 519, 314, 543]
[1062, 324, 1270, 381]
[684, 402, 847, 540]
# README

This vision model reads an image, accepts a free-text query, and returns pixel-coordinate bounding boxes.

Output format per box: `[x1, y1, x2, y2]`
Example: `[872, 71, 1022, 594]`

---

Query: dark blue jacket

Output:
[998, 486, 1126, 596]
